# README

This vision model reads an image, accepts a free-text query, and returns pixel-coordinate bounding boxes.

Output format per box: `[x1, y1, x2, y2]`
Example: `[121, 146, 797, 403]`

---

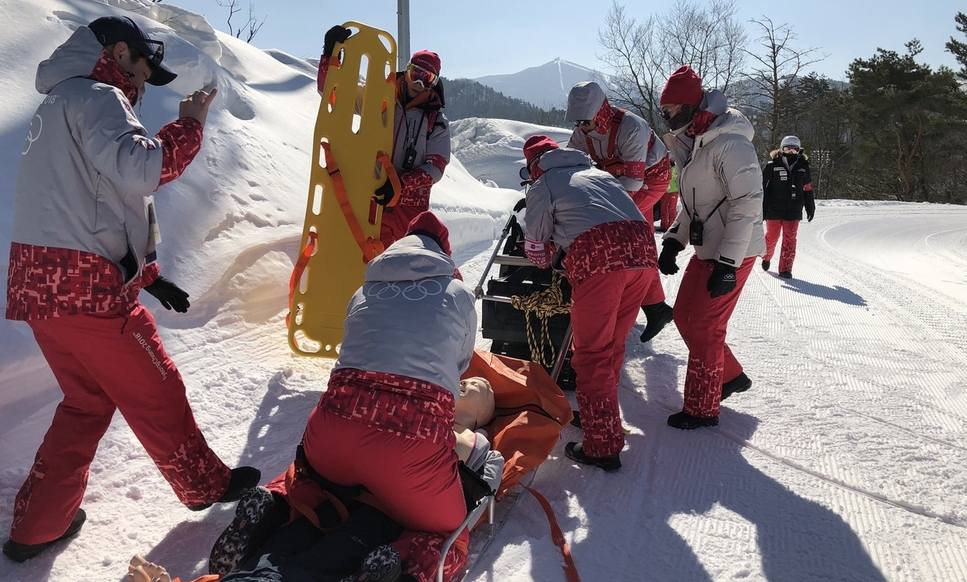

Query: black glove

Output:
[806, 205, 815, 222]
[658, 239, 684, 275]
[144, 276, 190, 313]
[373, 179, 395, 206]
[323, 25, 351, 58]
[707, 262, 737, 298]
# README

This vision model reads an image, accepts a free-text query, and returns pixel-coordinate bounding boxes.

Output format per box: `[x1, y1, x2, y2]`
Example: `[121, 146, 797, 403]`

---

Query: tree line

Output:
[599, 1, 967, 204]
[442, 77, 569, 128]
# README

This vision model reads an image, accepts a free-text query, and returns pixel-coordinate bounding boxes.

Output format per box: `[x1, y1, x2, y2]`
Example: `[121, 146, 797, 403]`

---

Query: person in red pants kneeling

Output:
[656, 66, 765, 429]
[301, 211, 477, 582]
[520, 135, 654, 471]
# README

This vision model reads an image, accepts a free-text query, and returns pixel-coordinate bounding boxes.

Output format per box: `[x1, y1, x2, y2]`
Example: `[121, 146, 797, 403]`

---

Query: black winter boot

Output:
[570, 410, 581, 429]
[778, 271, 792, 279]
[564, 442, 621, 471]
[667, 412, 719, 430]
[761, 260, 770, 271]
[721, 373, 752, 401]
[190, 466, 262, 511]
[340, 545, 403, 582]
[209, 486, 285, 575]
[640, 302, 674, 343]
[3, 509, 86, 562]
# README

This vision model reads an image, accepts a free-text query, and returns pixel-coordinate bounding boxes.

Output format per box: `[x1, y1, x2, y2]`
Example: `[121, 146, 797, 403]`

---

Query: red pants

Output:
[633, 171, 671, 308]
[380, 203, 427, 250]
[571, 268, 652, 456]
[660, 191, 679, 231]
[763, 219, 800, 273]
[673, 257, 755, 418]
[303, 374, 468, 582]
[11, 305, 230, 545]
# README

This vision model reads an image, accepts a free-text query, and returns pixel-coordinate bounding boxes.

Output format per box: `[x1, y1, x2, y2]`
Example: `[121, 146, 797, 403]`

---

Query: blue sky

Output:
[170, 0, 964, 81]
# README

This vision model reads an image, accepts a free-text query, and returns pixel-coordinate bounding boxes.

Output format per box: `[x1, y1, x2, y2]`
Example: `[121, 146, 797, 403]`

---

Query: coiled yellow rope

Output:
[510, 273, 571, 367]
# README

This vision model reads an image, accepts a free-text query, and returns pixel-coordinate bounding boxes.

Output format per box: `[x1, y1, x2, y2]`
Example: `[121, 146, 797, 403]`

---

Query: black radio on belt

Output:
[685, 188, 728, 247]
[403, 145, 418, 170]
[689, 213, 704, 246]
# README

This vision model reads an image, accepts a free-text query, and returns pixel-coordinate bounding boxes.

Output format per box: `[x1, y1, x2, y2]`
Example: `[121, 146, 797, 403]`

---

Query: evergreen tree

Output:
[946, 12, 967, 80]
[848, 41, 967, 202]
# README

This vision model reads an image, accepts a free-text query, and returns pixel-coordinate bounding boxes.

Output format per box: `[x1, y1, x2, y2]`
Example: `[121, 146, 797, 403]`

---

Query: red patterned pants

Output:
[633, 174, 671, 308]
[10, 305, 230, 545]
[673, 256, 755, 418]
[303, 374, 468, 582]
[571, 268, 652, 457]
[660, 191, 679, 231]
[763, 219, 800, 273]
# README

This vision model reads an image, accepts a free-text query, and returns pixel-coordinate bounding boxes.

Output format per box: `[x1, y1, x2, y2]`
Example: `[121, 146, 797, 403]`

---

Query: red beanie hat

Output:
[406, 210, 451, 256]
[660, 65, 704, 107]
[523, 135, 559, 167]
[410, 50, 441, 76]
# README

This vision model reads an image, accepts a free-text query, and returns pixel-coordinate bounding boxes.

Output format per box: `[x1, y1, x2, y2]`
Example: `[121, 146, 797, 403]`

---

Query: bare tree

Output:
[743, 16, 823, 146]
[660, 0, 746, 92]
[598, 0, 747, 128]
[597, 2, 663, 128]
[216, 0, 266, 43]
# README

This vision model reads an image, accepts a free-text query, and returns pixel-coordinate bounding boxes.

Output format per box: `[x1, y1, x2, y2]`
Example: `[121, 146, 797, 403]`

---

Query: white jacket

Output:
[662, 98, 764, 265]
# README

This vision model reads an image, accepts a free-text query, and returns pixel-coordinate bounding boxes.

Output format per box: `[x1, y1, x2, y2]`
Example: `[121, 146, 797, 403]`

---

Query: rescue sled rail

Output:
[437, 494, 496, 582]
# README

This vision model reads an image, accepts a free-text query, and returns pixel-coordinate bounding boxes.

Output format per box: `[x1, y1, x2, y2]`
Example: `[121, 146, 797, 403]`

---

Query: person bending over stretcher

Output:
[128, 377, 504, 582]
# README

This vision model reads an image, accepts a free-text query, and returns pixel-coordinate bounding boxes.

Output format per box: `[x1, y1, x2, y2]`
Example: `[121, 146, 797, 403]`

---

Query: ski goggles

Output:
[781, 145, 801, 153]
[135, 39, 165, 68]
[574, 120, 593, 128]
[406, 62, 439, 90]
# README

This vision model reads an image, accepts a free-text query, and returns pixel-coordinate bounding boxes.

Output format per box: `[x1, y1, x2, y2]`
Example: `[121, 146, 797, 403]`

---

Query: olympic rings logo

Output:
[364, 279, 445, 302]
[22, 114, 43, 156]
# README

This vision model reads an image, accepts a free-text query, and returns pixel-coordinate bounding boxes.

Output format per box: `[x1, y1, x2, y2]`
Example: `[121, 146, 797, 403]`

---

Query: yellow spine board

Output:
[288, 22, 397, 358]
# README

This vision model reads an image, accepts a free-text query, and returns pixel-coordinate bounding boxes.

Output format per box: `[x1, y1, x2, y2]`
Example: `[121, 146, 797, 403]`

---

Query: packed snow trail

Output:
[2, 201, 966, 582]
[466, 200, 967, 582]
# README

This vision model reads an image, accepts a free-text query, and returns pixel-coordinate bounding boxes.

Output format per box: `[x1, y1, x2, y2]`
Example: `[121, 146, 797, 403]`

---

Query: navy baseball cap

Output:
[88, 16, 176, 86]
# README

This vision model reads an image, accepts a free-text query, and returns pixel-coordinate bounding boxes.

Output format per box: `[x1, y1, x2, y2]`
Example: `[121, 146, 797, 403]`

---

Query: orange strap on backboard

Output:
[377, 151, 402, 208]
[322, 141, 384, 262]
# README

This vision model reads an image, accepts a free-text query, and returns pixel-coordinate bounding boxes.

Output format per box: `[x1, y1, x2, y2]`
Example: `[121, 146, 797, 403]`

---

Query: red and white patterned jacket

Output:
[6, 27, 202, 320]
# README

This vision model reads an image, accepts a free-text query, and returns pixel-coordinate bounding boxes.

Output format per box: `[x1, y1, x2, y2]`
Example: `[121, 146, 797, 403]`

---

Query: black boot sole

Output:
[721, 374, 753, 401]
[209, 486, 277, 575]
[189, 466, 262, 511]
[3, 509, 86, 562]
[564, 442, 621, 471]
[667, 412, 719, 430]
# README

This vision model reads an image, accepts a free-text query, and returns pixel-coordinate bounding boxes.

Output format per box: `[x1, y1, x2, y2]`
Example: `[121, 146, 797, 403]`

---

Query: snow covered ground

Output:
[2, 2, 967, 582]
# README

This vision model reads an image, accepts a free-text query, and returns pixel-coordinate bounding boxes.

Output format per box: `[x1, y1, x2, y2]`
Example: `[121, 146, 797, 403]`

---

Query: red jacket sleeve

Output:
[156, 117, 203, 187]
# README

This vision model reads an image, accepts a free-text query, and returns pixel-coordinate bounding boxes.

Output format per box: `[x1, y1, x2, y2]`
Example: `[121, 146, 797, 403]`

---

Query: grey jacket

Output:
[11, 26, 167, 281]
[392, 80, 450, 184]
[523, 148, 645, 250]
[334, 234, 477, 398]
[565, 82, 666, 193]
[662, 94, 765, 265]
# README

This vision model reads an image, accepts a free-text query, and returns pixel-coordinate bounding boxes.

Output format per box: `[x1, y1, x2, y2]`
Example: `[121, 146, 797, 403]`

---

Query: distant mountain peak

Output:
[474, 59, 611, 110]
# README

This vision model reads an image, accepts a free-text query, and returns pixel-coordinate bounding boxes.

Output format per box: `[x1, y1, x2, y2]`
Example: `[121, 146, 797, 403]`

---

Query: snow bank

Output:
[449, 117, 572, 190]
[0, 0, 517, 403]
